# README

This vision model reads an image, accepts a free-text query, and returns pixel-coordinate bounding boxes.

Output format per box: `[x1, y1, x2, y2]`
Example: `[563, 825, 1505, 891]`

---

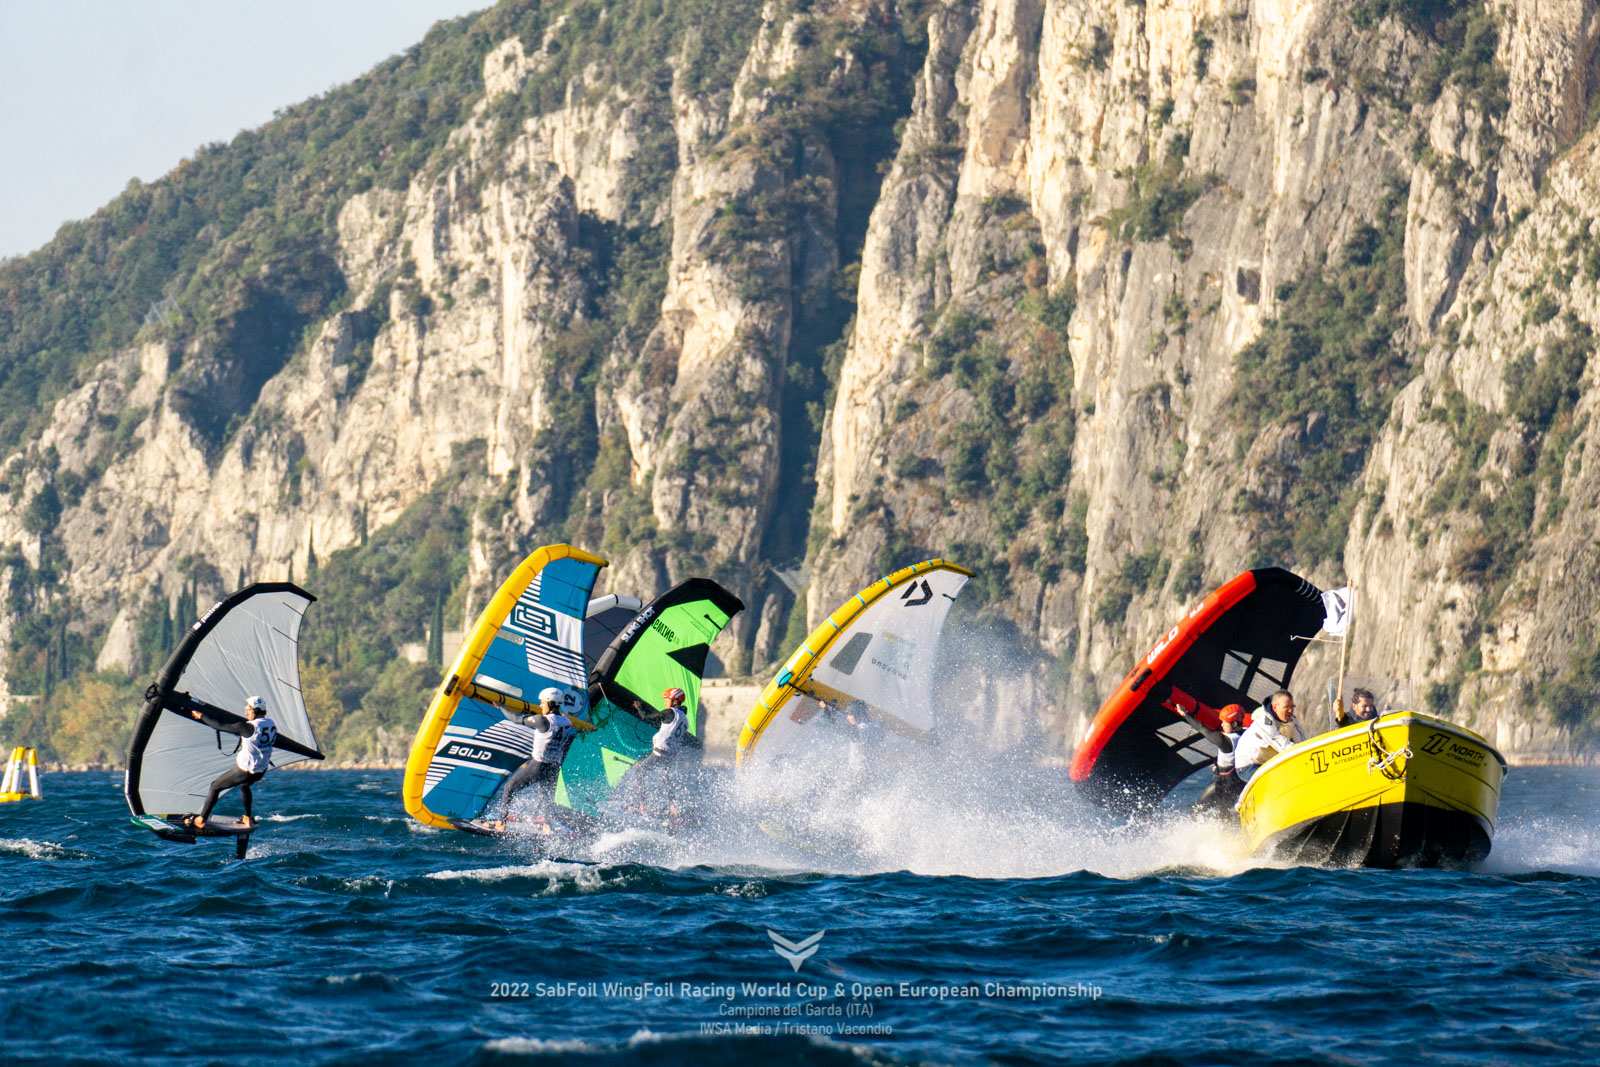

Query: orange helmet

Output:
[1219, 704, 1245, 727]
[662, 688, 686, 706]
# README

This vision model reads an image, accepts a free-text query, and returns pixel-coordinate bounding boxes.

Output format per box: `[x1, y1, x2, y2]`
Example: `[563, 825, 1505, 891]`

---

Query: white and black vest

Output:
[653, 707, 688, 756]
[237, 717, 277, 774]
[530, 713, 575, 765]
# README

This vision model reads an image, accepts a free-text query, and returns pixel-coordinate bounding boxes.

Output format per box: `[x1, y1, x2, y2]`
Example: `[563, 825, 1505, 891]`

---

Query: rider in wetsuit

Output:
[1171, 702, 1247, 814]
[626, 687, 692, 818]
[189, 695, 276, 830]
[652, 687, 690, 758]
[491, 687, 588, 829]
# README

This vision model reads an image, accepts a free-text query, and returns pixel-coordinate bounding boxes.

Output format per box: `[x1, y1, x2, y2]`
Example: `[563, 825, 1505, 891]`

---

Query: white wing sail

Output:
[805, 566, 969, 733]
[126, 585, 319, 819]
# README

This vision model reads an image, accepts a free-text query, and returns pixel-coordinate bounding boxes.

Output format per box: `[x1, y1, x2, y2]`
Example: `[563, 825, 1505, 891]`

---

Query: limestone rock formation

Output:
[2, 0, 1597, 763]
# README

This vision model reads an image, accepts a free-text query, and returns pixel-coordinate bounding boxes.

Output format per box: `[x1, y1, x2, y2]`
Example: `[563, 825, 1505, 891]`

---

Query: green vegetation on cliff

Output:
[3, 0, 1596, 766]
[0, 0, 770, 462]
[911, 274, 1079, 607]
[0, 0, 925, 764]
[5, 447, 481, 765]
[1229, 178, 1413, 568]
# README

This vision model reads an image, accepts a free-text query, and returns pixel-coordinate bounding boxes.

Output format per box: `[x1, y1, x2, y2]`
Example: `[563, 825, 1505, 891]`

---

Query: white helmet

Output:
[539, 687, 563, 705]
[245, 695, 267, 712]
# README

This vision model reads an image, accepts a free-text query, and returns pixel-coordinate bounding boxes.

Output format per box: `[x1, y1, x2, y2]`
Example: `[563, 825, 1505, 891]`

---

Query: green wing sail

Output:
[557, 579, 744, 818]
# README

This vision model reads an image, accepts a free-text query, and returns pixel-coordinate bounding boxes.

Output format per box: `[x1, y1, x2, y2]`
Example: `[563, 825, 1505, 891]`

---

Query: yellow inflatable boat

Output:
[1236, 713, 1507, 868]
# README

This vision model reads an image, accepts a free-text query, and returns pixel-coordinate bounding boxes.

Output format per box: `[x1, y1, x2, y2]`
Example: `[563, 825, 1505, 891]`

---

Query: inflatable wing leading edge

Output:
[403, 545, 606, 829]
[559, 578, 745, 818]
[126, 583, 323, 836]
[1070, 567, 1327, 813]
[736, 559, 972, 767]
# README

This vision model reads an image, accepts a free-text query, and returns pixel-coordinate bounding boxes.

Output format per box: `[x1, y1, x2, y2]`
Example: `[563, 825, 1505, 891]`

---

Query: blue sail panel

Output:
[482, 565, 594, 716]
[417, 697, 539, 822]
[405, 547, 605, 827]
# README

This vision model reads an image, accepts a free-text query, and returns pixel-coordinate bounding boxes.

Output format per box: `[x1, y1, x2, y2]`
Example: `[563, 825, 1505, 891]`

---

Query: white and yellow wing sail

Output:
[736, 559, 972, 767]
[403, 544, 607, 829]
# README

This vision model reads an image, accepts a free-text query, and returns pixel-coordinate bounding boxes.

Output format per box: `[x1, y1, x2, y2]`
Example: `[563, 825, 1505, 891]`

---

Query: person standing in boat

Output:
[1235, 690, 1303, 775]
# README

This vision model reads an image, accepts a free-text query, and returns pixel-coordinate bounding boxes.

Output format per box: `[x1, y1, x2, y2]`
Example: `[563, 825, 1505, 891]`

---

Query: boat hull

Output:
[1237, 713, 1507, 869]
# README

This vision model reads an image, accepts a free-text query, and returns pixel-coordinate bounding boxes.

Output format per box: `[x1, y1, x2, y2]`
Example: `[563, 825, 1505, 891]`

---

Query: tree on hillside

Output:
[49, 676, 134, 766]
[427, 592, 444, 669]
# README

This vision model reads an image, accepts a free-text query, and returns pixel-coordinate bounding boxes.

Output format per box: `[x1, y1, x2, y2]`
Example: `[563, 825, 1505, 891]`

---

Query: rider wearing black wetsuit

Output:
[1172, 702, 1246, 814]
[189, 695, 277, 830]
[493, 687, 583, 827]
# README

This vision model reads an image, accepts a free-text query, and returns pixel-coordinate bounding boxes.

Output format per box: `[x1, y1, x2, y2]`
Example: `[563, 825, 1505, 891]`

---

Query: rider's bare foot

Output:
[240, 816, 256, 828]
[191, 816, 207, 830]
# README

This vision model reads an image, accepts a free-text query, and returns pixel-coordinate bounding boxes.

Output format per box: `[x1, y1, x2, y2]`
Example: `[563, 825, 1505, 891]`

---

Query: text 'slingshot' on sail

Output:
[570, 578, 743, 826]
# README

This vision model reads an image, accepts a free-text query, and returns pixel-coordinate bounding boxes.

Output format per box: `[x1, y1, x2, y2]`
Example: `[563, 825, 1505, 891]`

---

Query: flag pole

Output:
[1334, 577, 1354, 727]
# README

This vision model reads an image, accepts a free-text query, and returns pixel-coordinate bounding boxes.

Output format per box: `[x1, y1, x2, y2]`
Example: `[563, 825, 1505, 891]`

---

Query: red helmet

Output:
[662, 687, 686, 706]
[1219, 704, 1245, 727]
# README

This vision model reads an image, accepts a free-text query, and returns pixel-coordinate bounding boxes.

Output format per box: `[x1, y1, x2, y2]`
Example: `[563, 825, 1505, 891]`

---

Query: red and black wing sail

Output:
[1070, 568, 1326, 812]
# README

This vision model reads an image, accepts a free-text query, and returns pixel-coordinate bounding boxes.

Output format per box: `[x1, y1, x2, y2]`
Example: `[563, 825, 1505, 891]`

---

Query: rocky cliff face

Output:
[808, 0, 1600, 759]
[2, 0, 1598, 762]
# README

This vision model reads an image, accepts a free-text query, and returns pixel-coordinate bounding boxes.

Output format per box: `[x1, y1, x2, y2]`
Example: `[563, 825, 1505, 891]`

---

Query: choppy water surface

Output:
[3, 764, 1598, 1065]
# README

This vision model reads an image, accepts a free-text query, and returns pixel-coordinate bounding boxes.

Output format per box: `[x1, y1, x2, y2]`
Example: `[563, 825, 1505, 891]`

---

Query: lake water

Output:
[3, 764, 1597, 1064]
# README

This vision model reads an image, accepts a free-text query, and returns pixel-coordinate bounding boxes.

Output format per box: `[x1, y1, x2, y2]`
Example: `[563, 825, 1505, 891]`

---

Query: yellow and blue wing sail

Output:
[403, 545, 607, 828]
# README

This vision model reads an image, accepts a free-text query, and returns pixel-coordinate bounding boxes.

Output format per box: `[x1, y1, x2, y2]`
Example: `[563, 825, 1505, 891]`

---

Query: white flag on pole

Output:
[1321, 586, 1352, 636]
